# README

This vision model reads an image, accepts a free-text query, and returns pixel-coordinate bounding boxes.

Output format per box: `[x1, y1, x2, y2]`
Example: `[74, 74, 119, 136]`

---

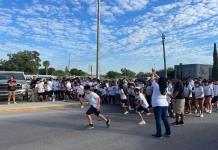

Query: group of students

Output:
[29, 73, 218, 138]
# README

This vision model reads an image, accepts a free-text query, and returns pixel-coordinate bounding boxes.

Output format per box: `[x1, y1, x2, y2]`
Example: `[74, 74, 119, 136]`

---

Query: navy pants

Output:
[153, 106, 171, 137]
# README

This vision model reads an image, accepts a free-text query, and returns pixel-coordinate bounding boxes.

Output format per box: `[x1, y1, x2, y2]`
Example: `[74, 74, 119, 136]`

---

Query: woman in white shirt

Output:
[193, 81, 205, 117]
[203, 80, 213, 114]
[151, 71, 171, 138]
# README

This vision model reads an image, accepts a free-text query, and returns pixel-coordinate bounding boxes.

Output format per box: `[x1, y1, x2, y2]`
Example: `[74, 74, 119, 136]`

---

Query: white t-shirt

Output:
[119, 89, 127, 100]
[75, 85, 84, 95]
[66, 81, 72, 91]
[151, 80, 169, 107]
[35, 82, 45, 93]
[136, 93, 149, 108]
[184, 84, 193, 98]
[53, 81, 60, 91]
[84, 91, 99, 108]
[47, 81, 53, 91]
[213, 84, 218, 96]
[203, 85, 213, 96]
[146, 86, 152, 95]
[194, 86, 204, 98]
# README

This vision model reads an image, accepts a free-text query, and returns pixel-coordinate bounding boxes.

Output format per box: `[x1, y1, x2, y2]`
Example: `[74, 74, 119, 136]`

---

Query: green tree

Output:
[43, 60, 50, 75]
[1, 50, 41, 74]
[48, 67, 55, 75]
[39, 68, 46, 75]
[212, 43, 218, 80]
[52, 70, 66, 76]
[121, 68, 136, 78]
[136, 72, 145, 78]
[106, 71, 122, 79]
[70, 68, 87, 76]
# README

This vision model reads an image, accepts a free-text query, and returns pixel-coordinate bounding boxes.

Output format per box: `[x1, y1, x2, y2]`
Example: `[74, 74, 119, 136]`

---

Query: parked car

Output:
[0, 71, 32, 101]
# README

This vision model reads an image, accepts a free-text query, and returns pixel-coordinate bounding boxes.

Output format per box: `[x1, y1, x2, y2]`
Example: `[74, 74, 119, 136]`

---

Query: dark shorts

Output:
[196, 98, 204, 101]
[212, 96, 218, 103]
[120, 99, 128, 104]
[54, 90, 60, 95]
[185, 97, 192, 102]
[65, 90, 71, 96]
[86, 106, 100, 116]
[45, 91, 53, 97]
[136, 106, 149, 113]
[8, 89, 16, 93]
[205, 95, 212, 99]
[38, 92, 44, 97]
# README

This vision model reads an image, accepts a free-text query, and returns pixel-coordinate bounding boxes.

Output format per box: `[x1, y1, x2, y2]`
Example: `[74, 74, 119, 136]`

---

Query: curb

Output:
[0, 103, 87, 113]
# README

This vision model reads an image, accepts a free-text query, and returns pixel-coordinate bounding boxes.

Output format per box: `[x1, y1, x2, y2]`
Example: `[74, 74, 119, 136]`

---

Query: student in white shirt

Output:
[35, 79, 45, 101]
[119, 84, 129, 115]
[65, 79, 72, 101]
[213, 81, 218, 112]
[81, 85, 111, 129]
[53, 79, 61, 101]
[134, 88, 149, 125]
[203, 80, 213, 114]
[44, 80, 53, 101]
[184, 80, 193, 114]
[193, 81, 205, 117]
[75, 80, 85, 108]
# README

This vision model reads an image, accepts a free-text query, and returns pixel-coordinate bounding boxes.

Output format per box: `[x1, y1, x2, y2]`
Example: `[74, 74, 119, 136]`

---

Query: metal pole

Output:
[96, 0, 100, 79]
[162, 34, 167, 78]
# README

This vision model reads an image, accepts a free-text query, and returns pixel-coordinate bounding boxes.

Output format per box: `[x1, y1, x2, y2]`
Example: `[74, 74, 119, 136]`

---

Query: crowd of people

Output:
[8, 71, 218, 138]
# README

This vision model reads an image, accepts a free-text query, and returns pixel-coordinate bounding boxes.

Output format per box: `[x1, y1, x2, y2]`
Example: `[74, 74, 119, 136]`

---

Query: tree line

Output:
[0, 50, 175, 78]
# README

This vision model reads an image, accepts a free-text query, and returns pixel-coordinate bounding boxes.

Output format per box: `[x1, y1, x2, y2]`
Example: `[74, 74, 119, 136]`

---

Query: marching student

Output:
[213, 81, 218, 112]
[119, 84, 129, 115]
[81, 85, 111, 129]
[193, 81, 205, 117]
[134, 88, 149, 125]
[75, 80, 85, 108]
[35, 78, 45, 101]
[203, 80, 213, 114]
[184, 79, 193, 114]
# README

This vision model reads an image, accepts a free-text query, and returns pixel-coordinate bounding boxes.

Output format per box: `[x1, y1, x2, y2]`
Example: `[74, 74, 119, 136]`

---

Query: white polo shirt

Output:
[84, 91, 99, 108]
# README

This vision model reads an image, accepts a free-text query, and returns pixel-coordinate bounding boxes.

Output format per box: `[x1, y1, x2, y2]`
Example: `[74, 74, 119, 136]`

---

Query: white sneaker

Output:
[196, 113, 200, 117]
[194, 110, 198, 114]
[8, 102, 10, 105]
[52, 99, 55, 102]
[14, 102, 17, 104]
[81, 105, 84, 109]
[200, 114, 204, 118]
[124, 111, 129, 115]
[138, 120, 146, 125]
[205, 108, 209, 113]
[208, 110, 212, 114]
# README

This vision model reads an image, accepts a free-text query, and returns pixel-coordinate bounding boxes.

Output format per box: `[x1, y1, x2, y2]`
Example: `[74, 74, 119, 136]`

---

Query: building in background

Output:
[174, 64, 213, 80]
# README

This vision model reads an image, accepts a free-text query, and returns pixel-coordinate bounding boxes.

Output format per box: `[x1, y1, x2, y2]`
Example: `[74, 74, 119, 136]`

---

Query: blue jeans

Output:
[153, 106, 171, 137]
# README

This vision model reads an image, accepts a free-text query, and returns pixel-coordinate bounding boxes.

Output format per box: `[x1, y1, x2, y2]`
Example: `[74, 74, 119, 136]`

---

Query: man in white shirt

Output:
[81, 85, 111, 129]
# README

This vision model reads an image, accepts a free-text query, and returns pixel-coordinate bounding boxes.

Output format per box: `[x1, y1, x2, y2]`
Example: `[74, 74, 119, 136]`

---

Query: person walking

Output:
[151, 70, 171, 138]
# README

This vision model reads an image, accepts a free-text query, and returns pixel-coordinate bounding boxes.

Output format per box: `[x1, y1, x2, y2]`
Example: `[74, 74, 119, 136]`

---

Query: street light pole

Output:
[161, 33, 167, 78]
[96, 0, 100, 79]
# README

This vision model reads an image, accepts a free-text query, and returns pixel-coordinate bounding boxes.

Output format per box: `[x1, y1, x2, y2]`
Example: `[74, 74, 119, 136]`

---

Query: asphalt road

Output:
[0, 105, 218, 150]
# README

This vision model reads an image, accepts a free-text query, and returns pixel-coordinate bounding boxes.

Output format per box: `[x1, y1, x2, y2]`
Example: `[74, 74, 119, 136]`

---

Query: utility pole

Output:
[161, 33, 167, 78]
[96, 0, 100, 79]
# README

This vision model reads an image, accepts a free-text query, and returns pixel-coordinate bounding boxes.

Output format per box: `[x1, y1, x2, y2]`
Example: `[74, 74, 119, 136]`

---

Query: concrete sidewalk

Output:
[0, 101, 84, 113]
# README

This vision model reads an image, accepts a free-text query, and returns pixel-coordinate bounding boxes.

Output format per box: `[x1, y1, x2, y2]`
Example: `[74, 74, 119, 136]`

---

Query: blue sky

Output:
[0, 0, 217, 74]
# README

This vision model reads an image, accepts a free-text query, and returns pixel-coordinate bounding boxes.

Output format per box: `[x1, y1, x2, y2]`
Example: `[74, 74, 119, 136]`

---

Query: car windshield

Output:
[0, 73, 25, 80]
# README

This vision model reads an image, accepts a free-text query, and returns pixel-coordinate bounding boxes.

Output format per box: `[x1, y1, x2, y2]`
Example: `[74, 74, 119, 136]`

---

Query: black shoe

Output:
[152, 134, 162, 139]
[179, 121, 185, 126]
[106, 119, 111, 128]
[171, 122, 180, 127]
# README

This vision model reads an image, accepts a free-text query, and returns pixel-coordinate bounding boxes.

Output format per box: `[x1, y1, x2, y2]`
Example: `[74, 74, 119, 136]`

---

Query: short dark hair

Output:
[84, 85, 91, 90]
[134, 88, 140, 93]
